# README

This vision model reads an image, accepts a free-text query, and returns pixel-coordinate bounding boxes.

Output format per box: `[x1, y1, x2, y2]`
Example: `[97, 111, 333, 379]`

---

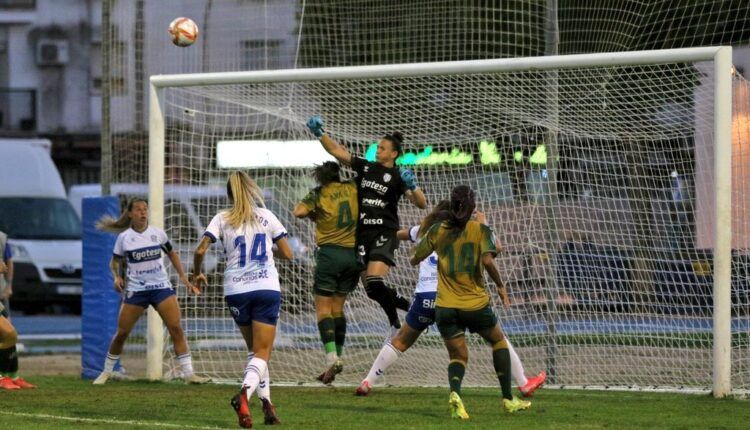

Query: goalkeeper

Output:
[410, 185, 531, 418]
[307, 116, 427, 333]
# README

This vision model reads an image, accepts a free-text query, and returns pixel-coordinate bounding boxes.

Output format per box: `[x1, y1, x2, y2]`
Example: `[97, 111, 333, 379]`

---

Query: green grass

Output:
[1, 376, 748, 429]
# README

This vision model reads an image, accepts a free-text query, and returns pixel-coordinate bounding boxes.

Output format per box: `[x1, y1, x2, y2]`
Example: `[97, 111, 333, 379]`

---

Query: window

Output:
[241, 40, 282, 71]
[0, 198, 81, 240]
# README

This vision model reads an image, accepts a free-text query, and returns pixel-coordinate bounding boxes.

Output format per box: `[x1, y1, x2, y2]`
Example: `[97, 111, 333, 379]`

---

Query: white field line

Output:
[0, 411, 231, 429]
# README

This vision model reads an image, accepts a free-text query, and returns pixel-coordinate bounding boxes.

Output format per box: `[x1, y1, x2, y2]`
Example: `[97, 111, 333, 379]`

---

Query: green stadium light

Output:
[530, 144, 547, 165]
[364, 141, 501, 166]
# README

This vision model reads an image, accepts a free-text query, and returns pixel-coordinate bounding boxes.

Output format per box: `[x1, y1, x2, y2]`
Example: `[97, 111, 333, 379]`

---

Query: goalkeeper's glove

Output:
[400, 168, 418, 191]
[306, 116, 325, 138]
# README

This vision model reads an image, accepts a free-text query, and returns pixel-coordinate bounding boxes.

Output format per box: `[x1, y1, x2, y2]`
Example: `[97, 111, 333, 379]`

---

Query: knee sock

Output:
[0, 346, 18, 378]
[364, 276, 400, 329]
[492, 339, 513, 400]
[103, 353, 119, 373]
[333, 313, 346, 357]
[364, 341, 402, 385]
[242, 357, 268, 401]
[390, 288, 410, 312]
[506, 338, 528, 387]
[448, 360, 466, 395]
[177, 352, 194, 377]
[246, 352, 271, 401]
[317, 315, 338, 365]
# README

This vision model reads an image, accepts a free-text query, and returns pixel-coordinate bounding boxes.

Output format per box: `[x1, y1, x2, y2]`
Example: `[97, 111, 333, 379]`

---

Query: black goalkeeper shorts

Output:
[356, 228, 399, 268]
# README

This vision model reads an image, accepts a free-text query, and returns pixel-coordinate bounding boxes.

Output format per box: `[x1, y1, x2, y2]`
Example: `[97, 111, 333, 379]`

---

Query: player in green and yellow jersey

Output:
[294, 161, 360, 384]
[410, 185, 531, 419]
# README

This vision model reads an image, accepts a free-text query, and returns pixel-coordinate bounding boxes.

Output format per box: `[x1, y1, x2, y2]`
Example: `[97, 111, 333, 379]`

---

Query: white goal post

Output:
[147, 47, 734, 397]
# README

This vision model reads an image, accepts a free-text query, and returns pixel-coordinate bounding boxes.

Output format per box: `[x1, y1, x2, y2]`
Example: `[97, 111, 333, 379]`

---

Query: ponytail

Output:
[226, 171, 265, 229]
[447, 185, 476, 230]
[96, 197, 148, 233]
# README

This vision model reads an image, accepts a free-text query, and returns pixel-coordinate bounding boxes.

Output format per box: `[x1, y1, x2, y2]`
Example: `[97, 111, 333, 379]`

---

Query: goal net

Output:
[146, 47, 747, 394]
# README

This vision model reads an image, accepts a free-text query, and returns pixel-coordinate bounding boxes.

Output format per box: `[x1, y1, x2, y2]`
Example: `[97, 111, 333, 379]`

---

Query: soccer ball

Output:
[168, 17, 199, 47]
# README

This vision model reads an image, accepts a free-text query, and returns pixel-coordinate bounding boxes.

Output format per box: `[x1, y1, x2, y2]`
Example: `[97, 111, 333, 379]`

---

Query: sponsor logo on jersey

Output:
[362, 197, 387, 208]
[150, 235, 158, 242]
[363, 218, 384, 225]
[231, 269, 269, 283]
[383, 173, 391, 182]
[126, 245, 162, 263]
[360, 179, 389, 195]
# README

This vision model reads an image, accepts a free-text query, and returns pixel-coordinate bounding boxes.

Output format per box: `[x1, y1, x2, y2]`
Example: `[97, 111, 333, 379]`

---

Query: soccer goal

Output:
[145, 46, 745, 397]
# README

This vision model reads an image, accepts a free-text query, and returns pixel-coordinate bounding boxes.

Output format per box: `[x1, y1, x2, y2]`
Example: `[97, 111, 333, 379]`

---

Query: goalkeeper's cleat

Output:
[448, 391, 469, 420]
[354, 380, 372, 396]
[92, 371, 111, 385]
[0, 376, 20, 390]
[12, 377, 36, 389]
[231, 387, 252, 428]
[318, 359, 343, 385]
[519, 371, 546, 397]
[260, 398, 281, 425]
[503, 396, 531, 413]
[184, 374, 212, 384]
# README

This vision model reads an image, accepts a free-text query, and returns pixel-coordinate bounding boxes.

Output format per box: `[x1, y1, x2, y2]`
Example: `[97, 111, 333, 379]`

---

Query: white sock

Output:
[242, 357, 268, 401]
[177, 353, 194, 377]
[245, 352, 271, 401]
[257, 368, 271, 402]
[364, 341, 402, 385]
[507, 338, 528, 387]
[103, 353, 119, 373]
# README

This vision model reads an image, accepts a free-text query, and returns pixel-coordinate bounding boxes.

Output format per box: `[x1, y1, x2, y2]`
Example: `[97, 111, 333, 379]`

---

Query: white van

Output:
[0, 139, 82, 313]
[68, 183, 309, 274]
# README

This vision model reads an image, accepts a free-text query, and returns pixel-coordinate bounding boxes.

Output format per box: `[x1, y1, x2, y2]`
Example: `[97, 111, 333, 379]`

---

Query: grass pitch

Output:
[1, 376, 748, 429]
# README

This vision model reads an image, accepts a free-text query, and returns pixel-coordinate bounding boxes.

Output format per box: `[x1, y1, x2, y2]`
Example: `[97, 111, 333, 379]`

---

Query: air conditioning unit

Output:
[35, 39, 69, 66]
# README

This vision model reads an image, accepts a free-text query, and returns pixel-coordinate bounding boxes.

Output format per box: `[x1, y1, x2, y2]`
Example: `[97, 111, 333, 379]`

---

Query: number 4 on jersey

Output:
[234, 233, 268, 267]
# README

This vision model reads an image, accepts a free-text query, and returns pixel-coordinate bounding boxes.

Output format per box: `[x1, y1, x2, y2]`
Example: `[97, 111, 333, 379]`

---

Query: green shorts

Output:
[435, 305, 498, 339]
[314, 245, 360, 297]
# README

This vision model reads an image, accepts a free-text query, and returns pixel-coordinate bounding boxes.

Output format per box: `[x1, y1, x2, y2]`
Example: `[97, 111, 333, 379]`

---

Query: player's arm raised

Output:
[307, 116, 352, 166]
[400, 168, 427, 209]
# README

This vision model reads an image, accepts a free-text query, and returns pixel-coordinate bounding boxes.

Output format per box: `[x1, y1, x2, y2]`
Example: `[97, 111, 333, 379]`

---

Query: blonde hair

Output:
[96, 197, 148, 233]
[226, 171, 265, 229]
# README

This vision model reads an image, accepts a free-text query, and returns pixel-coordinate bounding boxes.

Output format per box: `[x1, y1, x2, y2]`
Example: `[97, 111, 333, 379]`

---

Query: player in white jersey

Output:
[355, 201, 546, 397]
[192, 171, 292, 428]
[92, 198, 209, 385]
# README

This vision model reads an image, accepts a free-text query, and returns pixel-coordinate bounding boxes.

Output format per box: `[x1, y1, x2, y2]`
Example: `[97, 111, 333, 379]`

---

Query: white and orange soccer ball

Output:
[168, 17, 199, 47]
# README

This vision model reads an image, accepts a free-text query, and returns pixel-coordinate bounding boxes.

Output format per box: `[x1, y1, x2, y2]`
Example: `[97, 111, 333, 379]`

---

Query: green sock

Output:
[492, 346, 512, 400]
[317, 317, 337, 355]
[0, 346, 18, 378]
[448, 361, 465, 395]
[333, 314, 346, 357]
